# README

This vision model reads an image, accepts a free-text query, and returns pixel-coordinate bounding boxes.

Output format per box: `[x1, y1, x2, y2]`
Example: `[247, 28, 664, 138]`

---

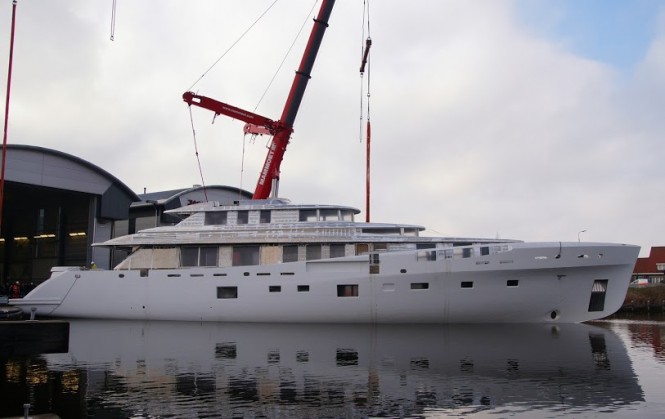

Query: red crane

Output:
[183, 0, 335, 200]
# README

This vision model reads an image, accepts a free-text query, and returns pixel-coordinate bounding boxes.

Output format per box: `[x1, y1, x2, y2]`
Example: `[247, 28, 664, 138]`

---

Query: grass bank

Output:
[619, 284, 665, 313]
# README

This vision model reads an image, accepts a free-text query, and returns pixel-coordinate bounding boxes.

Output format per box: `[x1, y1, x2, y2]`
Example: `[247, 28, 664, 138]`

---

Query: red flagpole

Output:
[1, 0, 18, 234]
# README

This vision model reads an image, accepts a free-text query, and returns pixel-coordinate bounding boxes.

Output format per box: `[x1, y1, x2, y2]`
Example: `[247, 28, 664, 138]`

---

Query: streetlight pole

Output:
[578, 229, 586, 242]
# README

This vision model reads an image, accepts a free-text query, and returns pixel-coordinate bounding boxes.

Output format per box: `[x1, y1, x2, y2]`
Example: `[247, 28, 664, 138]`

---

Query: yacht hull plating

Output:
[11, 242, 638, 323]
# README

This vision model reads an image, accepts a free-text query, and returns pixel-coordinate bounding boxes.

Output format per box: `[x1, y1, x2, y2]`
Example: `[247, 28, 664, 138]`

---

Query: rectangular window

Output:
[374, 243, 388, 252]
[588, 279, 608, 312]
[283, 245, 299, 263]
[299, 209, 317, 222]
[330, 244, 346, 258]
[217, 286, 238, 299]
[461, 281, 474, 288]
[297, 285, 310, 292]
[507, 280, 519, 287]
[232, 246, 260, 266]
[269, 285, 281, 293]
[199, 246, 218, 266]
[236, 211, 249, 225]
[182, 246, 218, 267]
[481, 246, 490, 256]
[205, 212, 227, 225]
[356, 243, 370, 255]
[411, 282, 429, 290]
[462, 248, 473, 258]
[320, 209, 338, 221]
[260, 210, 271, 223]
[181, 247, 199, 267]
[337, 284, 358, 297]
[369, 253, 380, 274]
[306, 245, 322, 261]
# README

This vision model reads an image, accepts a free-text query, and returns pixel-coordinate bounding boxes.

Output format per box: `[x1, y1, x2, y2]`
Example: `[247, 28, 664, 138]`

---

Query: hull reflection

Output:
[36, 322, 643, 417]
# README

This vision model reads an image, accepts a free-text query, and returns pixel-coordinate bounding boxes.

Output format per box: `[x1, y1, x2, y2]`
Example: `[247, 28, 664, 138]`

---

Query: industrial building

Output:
[0, 144, 251, 290]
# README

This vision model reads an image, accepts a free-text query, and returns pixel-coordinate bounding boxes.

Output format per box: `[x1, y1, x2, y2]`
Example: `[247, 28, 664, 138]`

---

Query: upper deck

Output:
[97, 198, 516, 248]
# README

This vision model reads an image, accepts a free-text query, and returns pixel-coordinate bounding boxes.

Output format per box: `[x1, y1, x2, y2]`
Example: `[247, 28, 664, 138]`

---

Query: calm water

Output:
[1, 315, 664, 418]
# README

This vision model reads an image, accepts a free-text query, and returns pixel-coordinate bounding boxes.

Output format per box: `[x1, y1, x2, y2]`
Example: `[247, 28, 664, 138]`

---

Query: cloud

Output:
[1, 0, 664, 255]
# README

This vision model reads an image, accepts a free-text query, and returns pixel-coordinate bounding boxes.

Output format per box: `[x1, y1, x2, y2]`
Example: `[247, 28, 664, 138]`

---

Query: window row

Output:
[182, 244, 349, 267]
[215, 280, 521, 299]
[205, 208, 356, 225]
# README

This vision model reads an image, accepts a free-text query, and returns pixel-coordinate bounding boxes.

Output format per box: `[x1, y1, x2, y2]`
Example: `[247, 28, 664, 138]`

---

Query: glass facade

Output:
[1, 183, 91, 285]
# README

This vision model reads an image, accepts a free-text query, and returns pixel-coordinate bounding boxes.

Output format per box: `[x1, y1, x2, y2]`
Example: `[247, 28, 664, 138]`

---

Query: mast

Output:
[183, 0, 335, 199]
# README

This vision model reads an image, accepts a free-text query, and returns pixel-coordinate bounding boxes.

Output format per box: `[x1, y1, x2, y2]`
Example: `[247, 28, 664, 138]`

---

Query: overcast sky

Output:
[1, 0, 664, 256]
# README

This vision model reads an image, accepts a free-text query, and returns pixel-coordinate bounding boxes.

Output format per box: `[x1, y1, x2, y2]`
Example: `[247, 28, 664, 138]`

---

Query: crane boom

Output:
[183, 0, 335, 199]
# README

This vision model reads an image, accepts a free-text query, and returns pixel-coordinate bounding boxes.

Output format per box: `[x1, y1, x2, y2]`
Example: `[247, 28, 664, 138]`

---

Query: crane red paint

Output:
[183, 0, 335, 200]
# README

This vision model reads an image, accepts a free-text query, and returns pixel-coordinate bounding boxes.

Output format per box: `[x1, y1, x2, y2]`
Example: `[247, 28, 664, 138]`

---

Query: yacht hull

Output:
[11, 242, 639, 323]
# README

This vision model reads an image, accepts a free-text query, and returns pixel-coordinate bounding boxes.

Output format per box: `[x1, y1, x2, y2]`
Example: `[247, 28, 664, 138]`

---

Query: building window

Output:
[269, 285, 281, 293]
[337, 284, 358, 297]
[232, 246, 260, 266]
[236, 211, 249, 225]
[297, 285, 310, 292]
[283, 245, 299, 263]
[217, 286, 238, 299]
[411, 282, 429, 290]
[260, 210, 271, 223]
[461, 281, 473, 288]
[507, 280, 519, 287]
[205, 212, 227, 225]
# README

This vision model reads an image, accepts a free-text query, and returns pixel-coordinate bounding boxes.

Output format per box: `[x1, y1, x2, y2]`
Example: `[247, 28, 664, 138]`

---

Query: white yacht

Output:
[12, 197, 639, 323]
[8, 0, 640, 322]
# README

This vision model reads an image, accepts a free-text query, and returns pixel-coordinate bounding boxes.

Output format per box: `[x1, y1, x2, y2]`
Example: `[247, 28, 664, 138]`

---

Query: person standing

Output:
[10, 281, 21, 298]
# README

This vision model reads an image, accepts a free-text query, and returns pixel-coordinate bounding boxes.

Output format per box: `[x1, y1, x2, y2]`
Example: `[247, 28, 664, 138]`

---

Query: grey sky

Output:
[1, 1, 664, 255]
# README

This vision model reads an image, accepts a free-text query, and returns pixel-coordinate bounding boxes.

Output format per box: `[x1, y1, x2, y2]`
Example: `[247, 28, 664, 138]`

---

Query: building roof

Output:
[5, 144, 140, 219]
[134, 185, 252, 209]
[633, 247, 665, 274]
[6, 144, 139, 200]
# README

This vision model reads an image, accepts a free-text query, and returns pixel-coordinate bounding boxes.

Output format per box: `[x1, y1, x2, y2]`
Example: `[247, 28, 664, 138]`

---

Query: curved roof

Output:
[136, 185, 252, 208]
[5, 144, 139, 200]
[4, 144, 140, 219]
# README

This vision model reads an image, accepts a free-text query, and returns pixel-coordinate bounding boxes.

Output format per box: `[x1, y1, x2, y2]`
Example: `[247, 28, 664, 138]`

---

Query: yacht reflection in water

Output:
[38, 321, 642, 417]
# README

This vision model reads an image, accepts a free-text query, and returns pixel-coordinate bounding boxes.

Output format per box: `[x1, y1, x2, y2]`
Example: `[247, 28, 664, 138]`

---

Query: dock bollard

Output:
[23, 403, 30, 419]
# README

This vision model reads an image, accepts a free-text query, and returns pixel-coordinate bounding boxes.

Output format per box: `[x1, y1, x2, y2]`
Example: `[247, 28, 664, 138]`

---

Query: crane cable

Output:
[188, 107, 209, 202]
[359, 0, 372, 222]
[243, 0, 319, 195]
[253, 0, 320, 113]
[185, 0, 284, 200]
[187, 0, 280, 92]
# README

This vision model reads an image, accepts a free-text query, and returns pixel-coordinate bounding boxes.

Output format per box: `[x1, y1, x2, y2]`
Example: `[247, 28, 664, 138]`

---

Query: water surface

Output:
[1, 317, 664, 418]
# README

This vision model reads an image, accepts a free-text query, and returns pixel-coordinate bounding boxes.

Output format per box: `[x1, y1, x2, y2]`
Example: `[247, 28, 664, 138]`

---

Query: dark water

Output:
[1, 316, 664, 418]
